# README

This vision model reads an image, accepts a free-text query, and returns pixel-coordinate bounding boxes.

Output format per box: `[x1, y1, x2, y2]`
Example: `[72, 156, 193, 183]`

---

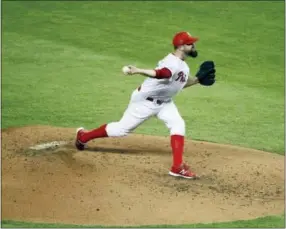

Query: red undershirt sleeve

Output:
[154, 67, 172, 79]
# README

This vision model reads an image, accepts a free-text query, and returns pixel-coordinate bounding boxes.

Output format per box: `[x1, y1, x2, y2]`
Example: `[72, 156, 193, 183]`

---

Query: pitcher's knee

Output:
[106, 122, 130, 137]
[170, 119, 185, 136]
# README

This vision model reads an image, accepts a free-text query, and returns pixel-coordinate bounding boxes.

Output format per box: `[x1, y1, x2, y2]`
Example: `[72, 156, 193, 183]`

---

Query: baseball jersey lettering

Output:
[175, 71, 187, 83]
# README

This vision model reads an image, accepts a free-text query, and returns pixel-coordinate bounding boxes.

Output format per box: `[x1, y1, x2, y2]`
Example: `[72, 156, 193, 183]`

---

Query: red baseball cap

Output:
[172, 31, 199, 47]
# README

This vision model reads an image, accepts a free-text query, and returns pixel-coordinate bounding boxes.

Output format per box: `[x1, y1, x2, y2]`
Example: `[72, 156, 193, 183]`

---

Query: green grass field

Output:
[2, 1, 285, 228]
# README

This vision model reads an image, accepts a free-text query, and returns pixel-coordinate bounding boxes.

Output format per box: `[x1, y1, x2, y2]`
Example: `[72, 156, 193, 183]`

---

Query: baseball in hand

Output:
[122, 66, 131, 75]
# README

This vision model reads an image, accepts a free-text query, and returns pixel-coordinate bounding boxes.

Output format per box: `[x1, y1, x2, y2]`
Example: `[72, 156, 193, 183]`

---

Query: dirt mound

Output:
[1, 126, 284, 226]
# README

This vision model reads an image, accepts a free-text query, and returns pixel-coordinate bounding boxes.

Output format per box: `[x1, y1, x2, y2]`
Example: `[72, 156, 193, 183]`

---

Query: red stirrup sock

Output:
[171, 135, 184, 168]
[80, 124, 108, 143]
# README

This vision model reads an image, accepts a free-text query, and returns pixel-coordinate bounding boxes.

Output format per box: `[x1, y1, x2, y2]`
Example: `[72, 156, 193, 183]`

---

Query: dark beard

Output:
[187, 50, 198, 58]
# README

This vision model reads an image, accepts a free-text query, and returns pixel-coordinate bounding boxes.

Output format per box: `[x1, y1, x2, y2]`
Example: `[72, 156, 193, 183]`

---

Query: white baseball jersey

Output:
[138, 53, 190, 100]
[106, 54, 189, 138]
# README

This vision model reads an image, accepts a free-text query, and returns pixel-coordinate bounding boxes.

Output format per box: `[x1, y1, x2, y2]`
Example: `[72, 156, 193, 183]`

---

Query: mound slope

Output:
[1, 126, 284, 226]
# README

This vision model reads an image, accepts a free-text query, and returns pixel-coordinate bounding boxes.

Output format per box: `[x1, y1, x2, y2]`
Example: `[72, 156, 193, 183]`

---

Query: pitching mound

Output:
[1, 126, 284, 226]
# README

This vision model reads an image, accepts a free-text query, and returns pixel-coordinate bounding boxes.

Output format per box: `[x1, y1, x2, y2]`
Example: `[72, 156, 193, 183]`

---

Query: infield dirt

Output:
[1, 126, 284, 226]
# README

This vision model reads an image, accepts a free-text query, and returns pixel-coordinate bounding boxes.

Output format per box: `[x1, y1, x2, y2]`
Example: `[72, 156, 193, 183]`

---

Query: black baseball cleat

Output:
[75, 127, 86, 151]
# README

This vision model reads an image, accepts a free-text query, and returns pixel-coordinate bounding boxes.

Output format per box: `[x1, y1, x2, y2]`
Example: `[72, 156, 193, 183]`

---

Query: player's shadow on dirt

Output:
[84, 146, 169, 155]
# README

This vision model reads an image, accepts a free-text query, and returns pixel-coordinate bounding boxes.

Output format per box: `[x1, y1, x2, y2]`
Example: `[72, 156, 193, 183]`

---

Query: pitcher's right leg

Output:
[75, 99, 155, 150]
[157, 101, 198, 179]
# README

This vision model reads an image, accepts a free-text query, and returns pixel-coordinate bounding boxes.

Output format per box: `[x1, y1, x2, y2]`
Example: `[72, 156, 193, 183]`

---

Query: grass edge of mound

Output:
[1, 214, 285, 228]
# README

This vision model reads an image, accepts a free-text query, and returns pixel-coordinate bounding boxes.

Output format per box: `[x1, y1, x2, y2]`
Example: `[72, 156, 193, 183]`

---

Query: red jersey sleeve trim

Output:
[155, 67, 172, 79]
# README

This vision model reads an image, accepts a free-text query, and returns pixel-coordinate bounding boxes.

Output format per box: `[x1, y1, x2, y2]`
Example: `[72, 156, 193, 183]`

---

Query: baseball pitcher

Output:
[75, 31, 216, 179]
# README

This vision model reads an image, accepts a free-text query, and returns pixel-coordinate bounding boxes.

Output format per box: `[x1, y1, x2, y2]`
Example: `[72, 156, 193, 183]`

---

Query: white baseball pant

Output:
[106, 89, 185, 137]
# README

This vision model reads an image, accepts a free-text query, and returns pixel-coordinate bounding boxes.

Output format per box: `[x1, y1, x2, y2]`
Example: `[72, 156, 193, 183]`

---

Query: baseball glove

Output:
[195, 61, 216, 86]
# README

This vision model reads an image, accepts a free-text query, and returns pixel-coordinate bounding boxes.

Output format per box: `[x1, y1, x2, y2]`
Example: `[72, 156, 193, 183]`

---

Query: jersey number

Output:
[175, 71, 186, 83]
